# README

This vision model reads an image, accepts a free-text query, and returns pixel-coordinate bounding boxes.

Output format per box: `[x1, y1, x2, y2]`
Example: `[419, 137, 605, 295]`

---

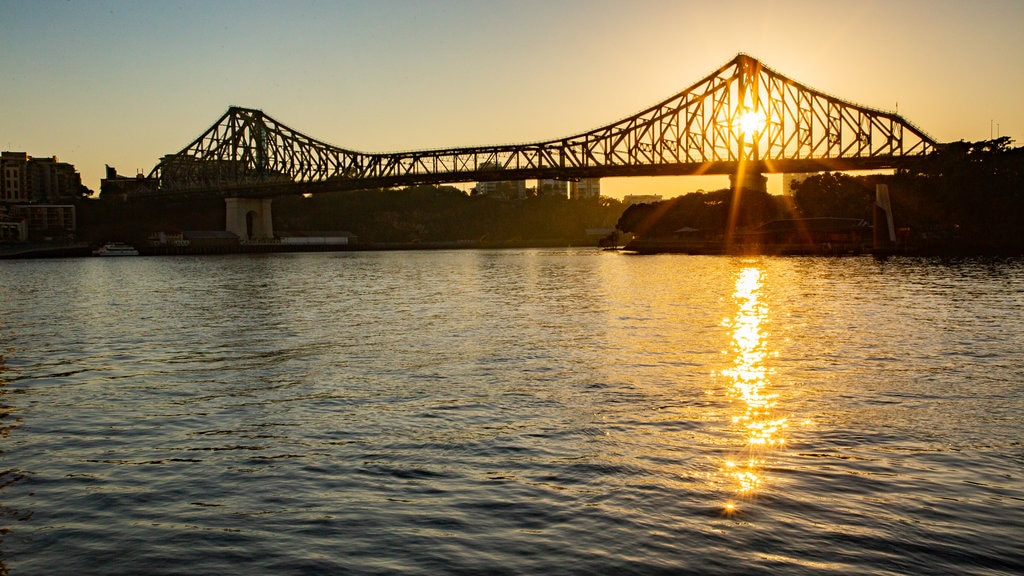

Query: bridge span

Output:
[125, 54, 938, 239]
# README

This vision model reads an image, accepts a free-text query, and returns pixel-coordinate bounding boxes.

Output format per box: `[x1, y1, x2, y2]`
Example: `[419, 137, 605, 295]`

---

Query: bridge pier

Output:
[729, 170, 767, 193]
[873, 184, 896, 250]
[225, 197, 274, 241]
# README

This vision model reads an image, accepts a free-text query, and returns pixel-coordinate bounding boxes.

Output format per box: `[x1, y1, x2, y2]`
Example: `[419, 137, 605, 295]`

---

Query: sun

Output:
[737, 107, 766, 142]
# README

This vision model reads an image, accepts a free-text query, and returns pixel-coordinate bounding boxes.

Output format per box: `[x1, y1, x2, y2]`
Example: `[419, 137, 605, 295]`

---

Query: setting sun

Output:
[737, 107, 767, 142]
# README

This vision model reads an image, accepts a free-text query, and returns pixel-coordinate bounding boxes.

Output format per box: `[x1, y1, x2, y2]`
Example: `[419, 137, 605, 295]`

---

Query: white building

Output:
[475, 161, 527, 199]
[476, 179, 527, 199]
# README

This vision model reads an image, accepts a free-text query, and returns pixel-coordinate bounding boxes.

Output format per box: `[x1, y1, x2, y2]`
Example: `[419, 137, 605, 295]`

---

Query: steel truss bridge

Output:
[148, 54, 937, 198]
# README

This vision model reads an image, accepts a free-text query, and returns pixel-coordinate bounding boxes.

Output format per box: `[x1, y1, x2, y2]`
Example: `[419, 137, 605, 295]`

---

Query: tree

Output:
[791, 173, 873, 220]
[894, 137, 1024, 252]
[616, 187, 783, 238]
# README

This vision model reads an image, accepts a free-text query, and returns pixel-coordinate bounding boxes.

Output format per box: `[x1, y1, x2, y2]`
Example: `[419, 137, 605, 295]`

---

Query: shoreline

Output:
[4, 239, 1022, 259]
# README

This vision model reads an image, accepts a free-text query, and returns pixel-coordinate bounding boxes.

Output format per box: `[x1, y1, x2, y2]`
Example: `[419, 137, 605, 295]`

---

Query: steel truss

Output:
[149, 54, 937, 196]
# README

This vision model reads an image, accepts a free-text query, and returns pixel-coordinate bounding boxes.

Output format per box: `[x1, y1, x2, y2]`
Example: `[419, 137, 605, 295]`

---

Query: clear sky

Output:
[3, 0, 1023, 198]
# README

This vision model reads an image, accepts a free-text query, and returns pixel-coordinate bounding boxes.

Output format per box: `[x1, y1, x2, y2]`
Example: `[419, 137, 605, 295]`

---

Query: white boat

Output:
[93, 242, 139, 256]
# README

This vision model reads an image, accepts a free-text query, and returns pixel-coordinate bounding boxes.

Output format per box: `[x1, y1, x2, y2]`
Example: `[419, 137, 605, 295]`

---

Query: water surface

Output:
[1, 250, 1022, 574]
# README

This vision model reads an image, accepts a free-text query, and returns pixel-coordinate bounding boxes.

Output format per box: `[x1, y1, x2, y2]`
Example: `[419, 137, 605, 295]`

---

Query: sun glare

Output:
[737, 108, 767, 142]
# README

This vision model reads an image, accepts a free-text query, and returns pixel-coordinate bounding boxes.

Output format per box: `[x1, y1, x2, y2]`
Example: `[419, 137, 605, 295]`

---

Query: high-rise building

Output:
[1, 152, 29, 202]
[569, 178, 600, 200]
[1, 152, 85, 203]
[476, 179, 527, 199]
[475, 163, 527, 199]
[537, 179, 568, 199]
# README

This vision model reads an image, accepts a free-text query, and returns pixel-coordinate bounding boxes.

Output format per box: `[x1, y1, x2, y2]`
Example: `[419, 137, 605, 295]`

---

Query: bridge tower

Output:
[731, 54, 768, 194]
[225, 197, 273, 241]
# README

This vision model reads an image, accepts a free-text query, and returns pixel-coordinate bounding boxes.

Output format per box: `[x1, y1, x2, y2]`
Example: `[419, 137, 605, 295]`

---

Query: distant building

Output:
[279, 231, 357, 246]
[537, 179, 568, 199]
[476, 179, 527, 199]
[0, 204, 28, 242]
[6, 204, 76, 240]
[474, 163, 527, 199]
[570, 178, 600, 200]
[100, 165, 159, 200]
[1, 152, 29, 202]
[739, 217, 871, 252]
[622, 194, 662, 206]
[1, 151, 85, 203]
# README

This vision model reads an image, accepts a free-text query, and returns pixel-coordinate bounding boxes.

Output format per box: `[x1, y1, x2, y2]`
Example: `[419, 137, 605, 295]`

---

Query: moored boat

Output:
[93, 242, 139, 256]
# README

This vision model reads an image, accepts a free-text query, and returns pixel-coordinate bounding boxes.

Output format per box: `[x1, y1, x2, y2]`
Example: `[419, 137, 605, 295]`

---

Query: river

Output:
[1, 249, 1022, 575]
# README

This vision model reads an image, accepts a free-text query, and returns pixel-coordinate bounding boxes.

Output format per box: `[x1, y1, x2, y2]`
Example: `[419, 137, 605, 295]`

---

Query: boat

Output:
[93, 242, 139, 256]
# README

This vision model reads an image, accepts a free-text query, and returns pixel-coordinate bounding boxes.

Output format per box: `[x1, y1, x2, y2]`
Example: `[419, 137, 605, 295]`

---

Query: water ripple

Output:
[1, 253, 1022, 574]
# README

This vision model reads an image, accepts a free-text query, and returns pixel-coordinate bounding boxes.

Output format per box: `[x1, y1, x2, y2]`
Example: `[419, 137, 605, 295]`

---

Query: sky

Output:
[3, 0, 1023, 198]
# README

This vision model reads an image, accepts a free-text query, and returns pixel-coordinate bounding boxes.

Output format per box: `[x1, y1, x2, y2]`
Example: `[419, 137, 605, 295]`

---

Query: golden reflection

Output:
[719, 266, 787, 511]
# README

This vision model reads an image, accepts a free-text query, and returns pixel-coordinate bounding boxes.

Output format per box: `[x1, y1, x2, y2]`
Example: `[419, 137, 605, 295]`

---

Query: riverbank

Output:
[1, 238, 607, 259]
[0, 242, 92, 259]
[620, 238, 1024, 257]
[5, 237, 1021, 259]
[622, 238, 870, 256]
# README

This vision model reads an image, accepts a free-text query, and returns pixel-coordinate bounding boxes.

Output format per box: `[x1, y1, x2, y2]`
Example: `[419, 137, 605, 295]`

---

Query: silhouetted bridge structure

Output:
[136, 54, 938, 239]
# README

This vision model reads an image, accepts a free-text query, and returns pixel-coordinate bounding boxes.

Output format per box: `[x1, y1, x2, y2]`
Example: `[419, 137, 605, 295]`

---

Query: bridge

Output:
[141, 54, 938, 239]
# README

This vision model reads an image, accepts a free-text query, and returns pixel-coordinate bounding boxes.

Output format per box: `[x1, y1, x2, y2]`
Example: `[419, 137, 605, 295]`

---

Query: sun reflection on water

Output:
[720, 266, 787, 511]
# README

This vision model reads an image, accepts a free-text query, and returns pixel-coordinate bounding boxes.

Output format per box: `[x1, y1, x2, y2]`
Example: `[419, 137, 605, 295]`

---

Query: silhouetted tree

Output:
[894, 137, 1024, 252]
[616, 188, 783, 238]
[791, 173, 874, 220]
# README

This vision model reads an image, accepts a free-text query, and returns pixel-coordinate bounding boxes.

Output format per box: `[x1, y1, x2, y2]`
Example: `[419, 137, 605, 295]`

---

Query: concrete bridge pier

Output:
[873, 184, 896, 250]
[225, 197, 274, 241]
[729, 170, 768, 193]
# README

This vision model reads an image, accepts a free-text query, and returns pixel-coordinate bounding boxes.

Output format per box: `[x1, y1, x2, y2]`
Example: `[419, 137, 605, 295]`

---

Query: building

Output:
[100, 165, 160, 200]
[1, 152, 29, 202]
[0, 204, 28, 242]
[739, 217, 871, 253]
[1, 151, 86, 203]
[476, 179, 527, 199]
[6, 204, 76, 241]
[622, 194, 663, 206]
[475, 166, 527, 200]
[472, 161, 526, 199]
[537, 179, 568, 199]
[570, 178, 600, 200]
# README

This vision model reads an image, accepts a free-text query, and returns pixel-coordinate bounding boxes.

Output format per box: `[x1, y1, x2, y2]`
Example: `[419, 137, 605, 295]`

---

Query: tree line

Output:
[77, 185, 627, 247]
[615, 138, 1024, 254]
[273, 186, 624, 245]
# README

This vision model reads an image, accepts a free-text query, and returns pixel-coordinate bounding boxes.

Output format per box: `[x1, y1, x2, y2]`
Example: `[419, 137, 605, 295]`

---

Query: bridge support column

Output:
[225, 197, 274, 241]
[873, 184, 896, 251]
[729, 170, 767, 193]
